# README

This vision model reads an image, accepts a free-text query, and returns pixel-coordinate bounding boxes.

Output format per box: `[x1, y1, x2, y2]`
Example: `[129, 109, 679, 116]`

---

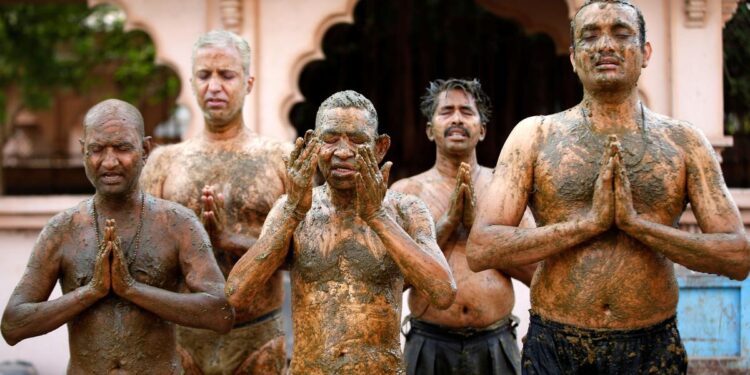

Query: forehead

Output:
[85, 118, 140, 143]
[575, 3, 639, 32]
[316, 107, 376, 136]
[436, 89, 477, 110]
[192, 45, 243, 71]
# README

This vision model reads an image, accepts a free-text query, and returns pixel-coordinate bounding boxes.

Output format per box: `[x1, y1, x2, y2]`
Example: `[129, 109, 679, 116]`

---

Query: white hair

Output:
[192, 30, 251, 75]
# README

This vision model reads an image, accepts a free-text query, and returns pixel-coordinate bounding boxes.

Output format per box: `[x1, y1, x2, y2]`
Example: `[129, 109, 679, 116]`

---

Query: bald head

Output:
[83, 99, 144, 138]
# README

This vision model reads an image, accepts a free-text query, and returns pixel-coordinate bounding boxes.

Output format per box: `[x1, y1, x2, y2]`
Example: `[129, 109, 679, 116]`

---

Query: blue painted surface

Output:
[677, 273, 750, 369]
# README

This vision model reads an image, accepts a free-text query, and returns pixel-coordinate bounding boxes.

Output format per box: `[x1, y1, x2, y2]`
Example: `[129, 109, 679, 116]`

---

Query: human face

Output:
[427, 89, 485, 156]
[316, 108, 387, 190]
[570, 3, 651, 92]
[81, 119, 148, 197]
[191, 45, 254, 130]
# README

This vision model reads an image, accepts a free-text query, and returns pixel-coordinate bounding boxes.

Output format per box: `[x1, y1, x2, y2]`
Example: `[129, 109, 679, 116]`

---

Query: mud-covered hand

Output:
[586, 136, 618, 233]
[614, 151, 638, 230]
[110, 219, 136, 297]
[283, 130, 320, 221]
[89, 218, 113, 298]
[355, 145, 392, 223]
[442, 163, 468, 231]
[460, 163, 477, 229]
[200, 185, 226, 243]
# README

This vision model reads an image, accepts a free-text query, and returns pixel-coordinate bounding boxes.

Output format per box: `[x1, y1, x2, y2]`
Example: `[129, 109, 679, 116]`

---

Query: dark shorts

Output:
[404, 316, 521, 375]
[522, 313, 688, 375]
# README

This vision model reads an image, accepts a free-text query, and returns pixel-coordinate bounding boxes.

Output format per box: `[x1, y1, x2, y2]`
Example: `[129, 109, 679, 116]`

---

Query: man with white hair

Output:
[141, 30, 291, 374]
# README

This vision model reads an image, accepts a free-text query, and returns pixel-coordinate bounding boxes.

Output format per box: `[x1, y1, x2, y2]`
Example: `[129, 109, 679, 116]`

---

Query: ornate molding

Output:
[220, 0, 242, 33]
[685, 0, 708, 28]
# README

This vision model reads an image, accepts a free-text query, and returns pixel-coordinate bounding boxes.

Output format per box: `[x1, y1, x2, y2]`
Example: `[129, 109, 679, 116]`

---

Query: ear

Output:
[303, 128, 315, 144]
[569, 46, 577, 73]
[142, 136, 153, 159]
[641, 42, 652, 68]
[190, 76, 197, 97]
[426, 122, 435, 142]
[246, 76, 255, 94]
[374, 134, 391, 163]
[479, 123, 487, 141]
[79, 138, 85, 155]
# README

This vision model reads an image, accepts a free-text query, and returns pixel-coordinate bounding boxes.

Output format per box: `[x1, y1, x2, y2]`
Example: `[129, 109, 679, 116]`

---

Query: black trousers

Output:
[522, 313, 688, 375]
[404, 317, 521, 375]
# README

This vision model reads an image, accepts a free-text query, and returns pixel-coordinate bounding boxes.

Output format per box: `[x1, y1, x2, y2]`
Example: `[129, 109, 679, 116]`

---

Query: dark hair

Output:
[315, 90, 378, 132]
[569, 0, 646, 50]
[419, 78, 492, 124]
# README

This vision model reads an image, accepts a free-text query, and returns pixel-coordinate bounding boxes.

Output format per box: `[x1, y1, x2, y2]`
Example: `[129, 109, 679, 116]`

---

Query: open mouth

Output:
[331, 164, 356, 177]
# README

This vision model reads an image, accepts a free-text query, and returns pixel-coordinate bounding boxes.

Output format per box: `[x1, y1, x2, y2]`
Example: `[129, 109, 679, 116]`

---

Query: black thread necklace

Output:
[91, 192, 145, 265]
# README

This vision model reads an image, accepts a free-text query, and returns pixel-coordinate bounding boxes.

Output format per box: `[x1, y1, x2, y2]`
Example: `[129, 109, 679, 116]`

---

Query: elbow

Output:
[1, 321, 22, 346]
[430, 277, 457, 310]
[214, 304, 235, 334]
[722, 235, 750, 281]
[466, 232, 492, 272]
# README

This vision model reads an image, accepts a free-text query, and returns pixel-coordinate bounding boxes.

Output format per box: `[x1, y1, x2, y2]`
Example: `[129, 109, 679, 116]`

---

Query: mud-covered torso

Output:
[58, 198, 187, 374]
[393, 167, 515, 328]
[150, 133, 288, 321]
[288, 187, 405, 375]
[530, 108, 688, 329]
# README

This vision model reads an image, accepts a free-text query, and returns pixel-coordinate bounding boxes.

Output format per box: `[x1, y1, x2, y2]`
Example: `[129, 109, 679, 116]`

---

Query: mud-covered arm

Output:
[112, 213, 234, 333]
[226, 197, 298, 308]
[467, 117, 615, 271]
[2, 217, 108, 345]
[497, 208, 539, 287]
[226, 135, 319, 308]
[370, 195, 456, 309]
[615, 126, 750, 280]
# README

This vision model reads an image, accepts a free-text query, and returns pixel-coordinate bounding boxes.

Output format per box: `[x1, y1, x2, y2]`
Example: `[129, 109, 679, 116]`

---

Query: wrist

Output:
[283, 203, 307, 222]
[364, 208, 388, 225]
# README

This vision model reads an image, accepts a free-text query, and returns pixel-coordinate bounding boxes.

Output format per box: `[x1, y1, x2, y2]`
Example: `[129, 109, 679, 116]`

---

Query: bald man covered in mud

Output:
[391, 78, 535, 375]
[1, 99, 233, 374]
[140, 31, 291, 374]
[467, 1, 750, 374]
[226, 90, 457, 374]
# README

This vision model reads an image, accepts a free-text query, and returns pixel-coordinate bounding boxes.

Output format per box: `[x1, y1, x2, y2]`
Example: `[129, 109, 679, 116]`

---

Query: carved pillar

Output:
[219, 0, 242, 33]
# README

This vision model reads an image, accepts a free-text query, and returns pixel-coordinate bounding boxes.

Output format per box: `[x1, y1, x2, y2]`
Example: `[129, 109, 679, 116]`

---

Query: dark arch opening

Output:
[289, 0, 582, 181]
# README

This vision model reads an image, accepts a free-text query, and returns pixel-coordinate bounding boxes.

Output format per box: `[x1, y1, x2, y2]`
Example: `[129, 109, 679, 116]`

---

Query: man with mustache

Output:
[226, 90, 457, 374]
[2, 99, 233, 374]
[391, 78, 535, 375]
[140, 30, 291, 374]
[467, 1, 750, 373]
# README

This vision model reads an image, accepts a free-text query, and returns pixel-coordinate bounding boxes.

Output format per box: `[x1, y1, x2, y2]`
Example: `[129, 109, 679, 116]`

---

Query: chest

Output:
[59, 229, 181, 293]
[161, 149, 285, 222]
[534, 128, 686, 219]
[292, 211, 401, 286]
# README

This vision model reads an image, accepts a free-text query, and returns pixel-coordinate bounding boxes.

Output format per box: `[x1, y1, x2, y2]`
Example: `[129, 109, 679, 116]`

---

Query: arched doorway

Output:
[289, 0, 582, 181]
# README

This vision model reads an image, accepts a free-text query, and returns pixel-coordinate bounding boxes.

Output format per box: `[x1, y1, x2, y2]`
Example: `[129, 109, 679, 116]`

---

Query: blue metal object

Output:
[677, 270, 750, 372]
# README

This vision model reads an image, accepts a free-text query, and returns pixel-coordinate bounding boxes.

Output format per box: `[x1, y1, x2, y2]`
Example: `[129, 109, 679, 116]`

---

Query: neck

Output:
[94, 189, 142, 214]
[326, 185, 357, 213]
[435, 150, 478, 178]
[581, 90, 642, 132]
[203, 117, 246, 141]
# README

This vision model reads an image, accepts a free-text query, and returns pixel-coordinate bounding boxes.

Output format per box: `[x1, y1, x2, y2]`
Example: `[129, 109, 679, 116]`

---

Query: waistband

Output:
[233, 308, 282, 329]
[529, 312, 678, 340]
[408, 315, 515, 340]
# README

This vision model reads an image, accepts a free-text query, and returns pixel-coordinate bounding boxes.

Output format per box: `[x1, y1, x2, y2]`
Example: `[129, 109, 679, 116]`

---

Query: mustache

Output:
[444, 126, 469, 138]
[593, 52, 625, 63]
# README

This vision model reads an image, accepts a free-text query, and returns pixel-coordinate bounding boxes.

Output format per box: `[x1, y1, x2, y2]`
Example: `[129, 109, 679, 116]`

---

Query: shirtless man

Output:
[392, 78, 535, 375]
[226, 90, 457, 374]
[467, 1, 750, 374]
[140, 30, 290, 374]
[1, 99, 233, 374]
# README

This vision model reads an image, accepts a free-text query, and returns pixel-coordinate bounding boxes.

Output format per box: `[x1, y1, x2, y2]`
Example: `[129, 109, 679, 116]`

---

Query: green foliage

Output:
[0, 3, 179, 124]
[724, 2, 750, 134]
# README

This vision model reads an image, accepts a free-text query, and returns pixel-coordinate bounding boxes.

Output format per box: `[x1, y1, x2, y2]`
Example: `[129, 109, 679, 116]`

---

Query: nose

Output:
[101, 148, 119, 169]
[449, 110, 464, 125]
[333, 142, 355, 160]
[207, 76, 221, 92]
[597, 33, 616, 52]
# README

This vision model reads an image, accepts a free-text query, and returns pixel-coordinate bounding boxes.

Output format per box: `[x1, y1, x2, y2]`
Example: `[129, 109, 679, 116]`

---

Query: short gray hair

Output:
[315, 90, 378, 132]
[192, 30, 251, 75]
[83, 99, 144, 138]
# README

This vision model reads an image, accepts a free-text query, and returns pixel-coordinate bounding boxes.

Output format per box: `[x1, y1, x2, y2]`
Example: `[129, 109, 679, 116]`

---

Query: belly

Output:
[531, 231, 679, 329]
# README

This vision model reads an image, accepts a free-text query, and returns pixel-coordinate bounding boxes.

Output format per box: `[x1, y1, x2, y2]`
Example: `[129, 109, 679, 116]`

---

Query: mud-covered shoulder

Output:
[34, 200, 89, 253]
[149, 194, 203, 230]
[386, 190, 431, 221]
[390, 170, 435, 196]
[650, 111, 710, 152]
